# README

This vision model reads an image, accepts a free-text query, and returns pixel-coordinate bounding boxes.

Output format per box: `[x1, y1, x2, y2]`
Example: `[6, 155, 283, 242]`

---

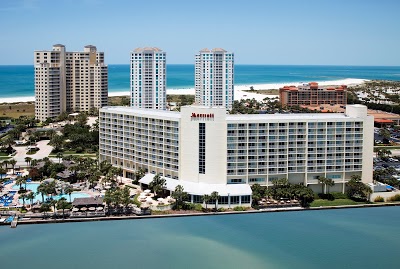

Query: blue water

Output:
[0, 206, 399, 268]
[12, 183, 89, 203]
[1, 65, 400, 98]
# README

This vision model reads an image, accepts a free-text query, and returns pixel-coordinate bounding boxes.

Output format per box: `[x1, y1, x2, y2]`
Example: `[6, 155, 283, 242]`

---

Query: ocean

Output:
[1, 207, 400, 269]
[1, 64, 400, 99]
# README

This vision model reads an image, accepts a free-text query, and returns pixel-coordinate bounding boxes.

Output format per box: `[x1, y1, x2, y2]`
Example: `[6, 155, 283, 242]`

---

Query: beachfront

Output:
[0, 78, 367, 104]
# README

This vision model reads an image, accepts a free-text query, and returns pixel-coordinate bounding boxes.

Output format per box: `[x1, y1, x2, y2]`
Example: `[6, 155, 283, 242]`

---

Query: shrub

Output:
[233, 206, 247, 211]
[374, 196, 385, 202]
[217, 207, 226, 212]
[75, 147, 83, 153]
[331, 192, 348, 199]
[193, 203, 203, 211]
[388, 194, 400, 202]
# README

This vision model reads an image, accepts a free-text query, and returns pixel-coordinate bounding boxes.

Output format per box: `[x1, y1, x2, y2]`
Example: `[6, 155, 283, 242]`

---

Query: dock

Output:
[10, 219, 18, 228]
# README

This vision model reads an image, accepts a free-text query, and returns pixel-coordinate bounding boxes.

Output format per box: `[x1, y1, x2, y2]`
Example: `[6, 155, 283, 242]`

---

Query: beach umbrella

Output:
[104, 186, 111, 189]
[80, 207, 87, 211]
[146, 197, 153, 204]
[94, 186, 101, 190]
[144, 189, 151, 194]
[96, 207, 104, 211]
[157, 198, 164, 202]
[72, 208, 79, 212]
[88, 207, 96, 211]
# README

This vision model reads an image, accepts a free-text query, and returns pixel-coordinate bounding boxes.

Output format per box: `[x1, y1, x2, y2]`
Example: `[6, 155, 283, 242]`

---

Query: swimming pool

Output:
[12, 183, 90, 203]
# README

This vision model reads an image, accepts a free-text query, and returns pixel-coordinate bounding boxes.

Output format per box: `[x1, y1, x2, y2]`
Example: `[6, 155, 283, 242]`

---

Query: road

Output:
[13, 140, 53, 167]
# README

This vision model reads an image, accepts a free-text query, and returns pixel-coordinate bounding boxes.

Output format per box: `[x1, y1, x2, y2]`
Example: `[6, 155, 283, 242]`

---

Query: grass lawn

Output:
[243, 89, 279, 95]
[0, 102, 35, 119]
[310, 199, 367, 207]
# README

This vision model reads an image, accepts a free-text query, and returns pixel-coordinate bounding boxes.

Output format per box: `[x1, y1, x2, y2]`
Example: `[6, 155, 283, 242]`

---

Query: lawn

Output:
[310, 199, 367, 207]
[0, 102, 35, 119]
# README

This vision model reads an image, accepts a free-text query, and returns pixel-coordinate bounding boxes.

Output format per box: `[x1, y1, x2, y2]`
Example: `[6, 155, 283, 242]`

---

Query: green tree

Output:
[379, 128, 391, 144]
[346, 175, 372, 201]
[24, 157, 32, 167]
[210, 191, 220, 211]
[50, 199, 57, 215]
[64, 186, 73, 203]
[26, 191, 35, 207]
[57, 197, 70, 219]
[103, 190, 113, 214]
[202, 194, 210, 210]
[171, 185, 188, 210]
[37, 183, 48, 202]
[20, 193, 27, 207]
[121, 186, 132, 212]
[134, 167, 146, 183]
[149, 173, 166, 197]
[76, 112, 88, 126]
[56, 152, 63, 163]
[9, 159, 17, 174]
[49, 134, 64, 152]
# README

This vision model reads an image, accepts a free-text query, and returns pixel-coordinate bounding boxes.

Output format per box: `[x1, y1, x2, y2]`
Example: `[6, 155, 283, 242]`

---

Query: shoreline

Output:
[2, 201, 399, 227]
[0, 78, 367, 104]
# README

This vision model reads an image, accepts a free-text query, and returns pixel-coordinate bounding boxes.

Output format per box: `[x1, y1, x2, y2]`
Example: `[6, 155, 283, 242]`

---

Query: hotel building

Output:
[195, 48, 234, 110]
[130, 47, 166, 110]
[99, 104, 373, 207]
[279, 82, 347, 107]
[35, 44, 108, 121]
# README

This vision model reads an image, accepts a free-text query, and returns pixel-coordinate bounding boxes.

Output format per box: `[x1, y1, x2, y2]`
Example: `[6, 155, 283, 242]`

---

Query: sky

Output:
[0, 0, 399, 65]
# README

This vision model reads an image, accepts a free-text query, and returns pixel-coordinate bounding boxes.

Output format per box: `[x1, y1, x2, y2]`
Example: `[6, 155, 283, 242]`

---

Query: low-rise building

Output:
[99, 104, 373, 207]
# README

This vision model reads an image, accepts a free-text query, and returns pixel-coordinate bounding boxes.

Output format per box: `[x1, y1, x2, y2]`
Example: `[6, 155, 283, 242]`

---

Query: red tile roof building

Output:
[279, 82, 347, 106]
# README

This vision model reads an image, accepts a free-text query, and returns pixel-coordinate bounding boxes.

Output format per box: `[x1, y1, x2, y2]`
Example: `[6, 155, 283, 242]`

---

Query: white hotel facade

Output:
[99, 104, 373, 207]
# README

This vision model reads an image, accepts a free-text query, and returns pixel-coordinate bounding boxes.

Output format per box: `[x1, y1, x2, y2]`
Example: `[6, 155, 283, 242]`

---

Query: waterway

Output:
[0, 207, 399, 269]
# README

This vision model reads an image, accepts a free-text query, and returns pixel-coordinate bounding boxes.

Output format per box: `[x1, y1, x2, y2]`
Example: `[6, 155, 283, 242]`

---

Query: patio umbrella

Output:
[88, 207, 96, 211]
[104, 186, 111, 189]
[80, 207, 87, 211]
[72, 208, 79, 212]
[94, 186, 101, 190]
[157, 198, 164, 202]
[144, 189, 151, 194]
[146, 197, 153, 204]
[96, 207, 104, 211]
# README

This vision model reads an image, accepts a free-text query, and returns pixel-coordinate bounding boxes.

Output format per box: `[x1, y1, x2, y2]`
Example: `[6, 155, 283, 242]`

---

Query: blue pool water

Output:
[12, 183, 89, 203]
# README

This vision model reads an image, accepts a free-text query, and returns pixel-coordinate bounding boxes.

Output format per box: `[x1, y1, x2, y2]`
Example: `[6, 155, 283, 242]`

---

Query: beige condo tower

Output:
[34, 44, 108, 121]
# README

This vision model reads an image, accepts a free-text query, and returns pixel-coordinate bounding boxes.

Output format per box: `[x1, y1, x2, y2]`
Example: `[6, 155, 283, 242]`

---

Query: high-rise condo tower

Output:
[195, 48, 234, 110]
[130, 47, 166, 110]
[34, 44, 108, 121]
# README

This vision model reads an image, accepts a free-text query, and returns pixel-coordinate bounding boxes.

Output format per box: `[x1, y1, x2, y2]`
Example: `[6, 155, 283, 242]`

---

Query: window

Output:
[199, 123, 206, 174]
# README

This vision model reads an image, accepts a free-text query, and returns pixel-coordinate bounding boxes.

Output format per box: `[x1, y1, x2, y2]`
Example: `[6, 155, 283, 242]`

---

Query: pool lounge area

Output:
[7, 183, 91, 205]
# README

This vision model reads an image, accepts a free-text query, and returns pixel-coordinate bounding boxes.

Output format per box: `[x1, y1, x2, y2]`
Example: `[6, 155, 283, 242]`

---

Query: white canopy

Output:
[139, 174, 252, 196]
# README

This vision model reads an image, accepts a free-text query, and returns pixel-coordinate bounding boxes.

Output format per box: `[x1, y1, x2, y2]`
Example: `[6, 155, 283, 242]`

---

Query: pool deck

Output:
[1, 201, 400, 227]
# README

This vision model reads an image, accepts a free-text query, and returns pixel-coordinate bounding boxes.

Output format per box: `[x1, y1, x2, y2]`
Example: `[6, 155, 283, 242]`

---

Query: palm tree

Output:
[57, 197, 69, 219]
[134, 167, 146, 183]
[149, 173, 166, 197]
[210, 191, 220, 211]
[9, 159, 17, 174]
[202, 194, 210, 210]
[26, 191, 35, 207]
[318, 176, 328, 194]
[103, 190, 113, 215]
[325, 178, 335, 194]
[56, 152, 63, 164]
[64, 186, 73, 203]
[24, 157, 32, 167]
[171, 185, 188, 210]
[50, 199, 57, 215]
[0, 167, 6, 180]
[16, 176, 24, 189]
[37, 183, 48, 203]
[20, 193, 27, 207]
[2, 160, 9, 171]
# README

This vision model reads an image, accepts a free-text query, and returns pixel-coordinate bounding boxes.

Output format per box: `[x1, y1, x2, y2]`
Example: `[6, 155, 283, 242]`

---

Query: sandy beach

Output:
[0, 78, 367, 104]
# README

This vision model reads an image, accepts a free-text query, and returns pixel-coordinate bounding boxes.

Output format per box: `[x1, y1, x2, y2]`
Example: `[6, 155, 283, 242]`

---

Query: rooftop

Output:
[133, 47, 164, 53]
[72, 197, 103, 206]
